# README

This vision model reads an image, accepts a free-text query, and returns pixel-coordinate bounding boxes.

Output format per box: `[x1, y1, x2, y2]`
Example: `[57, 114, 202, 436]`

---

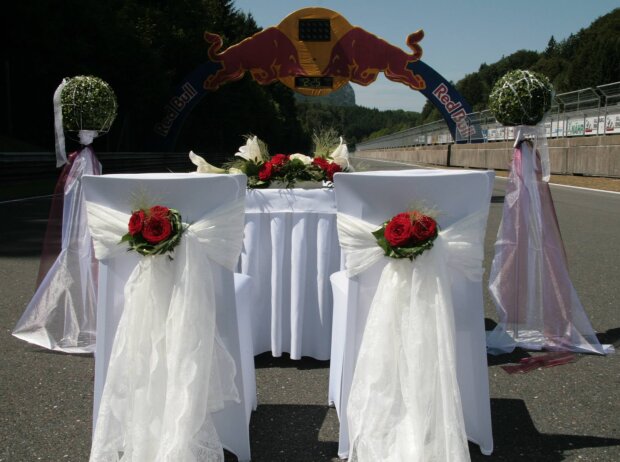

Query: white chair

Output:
[329, 169, 495, 459]
[83, 173, 255, 462]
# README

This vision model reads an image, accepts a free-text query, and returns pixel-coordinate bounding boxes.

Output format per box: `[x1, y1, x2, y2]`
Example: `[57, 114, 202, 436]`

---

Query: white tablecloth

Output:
[239, 188, 341, 360]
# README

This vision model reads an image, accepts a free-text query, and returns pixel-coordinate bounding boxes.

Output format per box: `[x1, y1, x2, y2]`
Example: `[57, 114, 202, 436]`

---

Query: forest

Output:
[2, 2, 618, 156]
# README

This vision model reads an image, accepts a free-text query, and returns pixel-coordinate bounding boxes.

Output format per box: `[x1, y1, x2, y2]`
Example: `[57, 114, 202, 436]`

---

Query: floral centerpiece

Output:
[189, 129, 351, 188]
[120, 205, 186, 257]
[373, 209, 439, 260]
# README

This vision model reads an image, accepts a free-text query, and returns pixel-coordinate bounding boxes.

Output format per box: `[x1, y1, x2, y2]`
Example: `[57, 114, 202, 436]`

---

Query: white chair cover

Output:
[83, 173, 253, 462]
[329, 170, 495, 459]
[13, 146, 100, 353]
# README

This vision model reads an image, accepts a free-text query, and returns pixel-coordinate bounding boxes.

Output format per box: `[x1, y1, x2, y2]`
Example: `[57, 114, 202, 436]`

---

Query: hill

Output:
[420, 7, 620, 123]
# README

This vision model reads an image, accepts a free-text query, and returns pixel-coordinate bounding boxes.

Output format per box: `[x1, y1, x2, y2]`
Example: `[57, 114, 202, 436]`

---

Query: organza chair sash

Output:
[86, 198, 245, 462]
[336, 210, 487, 462]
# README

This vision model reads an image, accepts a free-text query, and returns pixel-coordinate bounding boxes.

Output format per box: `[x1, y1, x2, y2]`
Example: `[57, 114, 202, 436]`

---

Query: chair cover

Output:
[329, 170, 495, 459]
[13, 146, 100, 353]
[83, 173, 253, 462]
[487, 136, 613, 355]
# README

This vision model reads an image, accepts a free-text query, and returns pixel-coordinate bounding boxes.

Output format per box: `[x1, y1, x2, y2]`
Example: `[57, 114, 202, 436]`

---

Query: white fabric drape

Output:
[85, 198, 245, 462]
[13, 147, 100, 353]
[337, 210, 487, 462]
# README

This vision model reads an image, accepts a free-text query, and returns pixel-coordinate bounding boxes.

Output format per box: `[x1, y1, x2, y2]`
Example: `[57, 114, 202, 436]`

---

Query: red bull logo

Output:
[202, 7, 425, 96]
[433, 84, 476, 138]
[204, 28, 303, 90]
[150, 7, 479, 150]
[322, 28, 425, 90]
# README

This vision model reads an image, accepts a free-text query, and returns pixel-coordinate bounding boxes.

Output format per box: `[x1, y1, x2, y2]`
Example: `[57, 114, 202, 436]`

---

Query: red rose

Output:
[271, 154, 289, 167]
[411, 215, 437, 242]
[312, 157, 329, 170]
[142, 215, 173, 244]
[384, 213, 414, 247]
[326, 162, 342, 181]
[258, 162, 273, 181]
[128, 210, 145, 236]
[149, 205, 170, 217]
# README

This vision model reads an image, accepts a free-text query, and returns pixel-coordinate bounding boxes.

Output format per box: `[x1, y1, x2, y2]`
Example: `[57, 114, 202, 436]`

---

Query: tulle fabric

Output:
[85, 198, 245, 462]
[13, 146, 101, 353]
[486, 137, 613, 355]
[337, 211, 487, 462]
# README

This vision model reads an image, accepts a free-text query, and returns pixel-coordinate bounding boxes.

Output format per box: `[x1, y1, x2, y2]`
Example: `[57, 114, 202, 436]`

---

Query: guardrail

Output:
[357, 81, 620, 150]
[0, 152, 203, 182]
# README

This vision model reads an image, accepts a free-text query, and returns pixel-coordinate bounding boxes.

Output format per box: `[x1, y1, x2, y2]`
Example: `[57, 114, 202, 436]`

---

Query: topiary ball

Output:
[488, 70, 553, 126]
[61, 75, 117, 133]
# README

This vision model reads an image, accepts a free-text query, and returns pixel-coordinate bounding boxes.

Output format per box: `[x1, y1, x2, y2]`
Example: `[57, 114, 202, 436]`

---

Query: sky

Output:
[232, 0, 618, 112]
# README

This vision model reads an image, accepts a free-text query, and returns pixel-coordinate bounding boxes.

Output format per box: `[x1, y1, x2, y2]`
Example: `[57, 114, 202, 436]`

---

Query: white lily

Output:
[329, 137, 351, 169]
[289, 153, 313, 165]
[228, 167, 244, 175]
[189, 151, 227, 174]
[235, 135, 263, 163]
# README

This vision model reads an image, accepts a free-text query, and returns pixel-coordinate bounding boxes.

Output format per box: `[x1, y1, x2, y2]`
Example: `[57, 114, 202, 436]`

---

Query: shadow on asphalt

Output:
[597, 327, 620, 348]
[0, 197, 50, 257]
[470, 398, 620, 461]
[248, 404, 338, 462]
[254, 352, 330, 370]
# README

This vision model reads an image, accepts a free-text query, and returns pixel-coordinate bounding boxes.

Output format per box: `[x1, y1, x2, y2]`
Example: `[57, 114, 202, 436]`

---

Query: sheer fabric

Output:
[337, 210, 488, 462]
[13, 146, 100, 353]
[85, 198, 245, 462]
[487, 138, 613, 355]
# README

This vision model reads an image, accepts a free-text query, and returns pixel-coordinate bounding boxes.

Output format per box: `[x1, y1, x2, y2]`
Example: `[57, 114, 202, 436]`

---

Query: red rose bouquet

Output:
[120, 205, 185, 257]
[219, 130, 350, 188]
[372, 210, 439, 260]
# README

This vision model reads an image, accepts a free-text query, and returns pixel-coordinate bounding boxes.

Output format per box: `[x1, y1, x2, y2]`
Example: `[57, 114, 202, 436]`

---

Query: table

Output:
[240, 188, 340, 360]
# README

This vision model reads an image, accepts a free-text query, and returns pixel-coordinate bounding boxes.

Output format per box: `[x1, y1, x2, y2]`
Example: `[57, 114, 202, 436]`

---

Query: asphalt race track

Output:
[1, 160, 618, 461]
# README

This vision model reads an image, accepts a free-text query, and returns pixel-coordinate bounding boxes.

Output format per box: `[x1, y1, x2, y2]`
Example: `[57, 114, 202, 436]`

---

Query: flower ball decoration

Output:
[61, 75, 118, 133]
[489, 70, 554, 126]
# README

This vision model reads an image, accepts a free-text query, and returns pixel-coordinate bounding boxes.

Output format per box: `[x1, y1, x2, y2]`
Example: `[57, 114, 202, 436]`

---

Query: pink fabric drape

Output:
[13, 146, 101, 353]
[36, 148, 101, 286]
[487, 139, 612, 357]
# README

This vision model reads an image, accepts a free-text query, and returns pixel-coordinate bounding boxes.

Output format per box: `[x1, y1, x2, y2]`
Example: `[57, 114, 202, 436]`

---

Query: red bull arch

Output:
[149, 7, 480, 150]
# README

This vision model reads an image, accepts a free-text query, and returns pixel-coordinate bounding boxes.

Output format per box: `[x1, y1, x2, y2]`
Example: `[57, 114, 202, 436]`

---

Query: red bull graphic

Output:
[433, 83, 477, 138]
[149, 7, 480, 150]
[204, 28, 303, 90]
[202, 8, 425, 95]
[323, 28, 425, 90]
[154, 82, 198, 137]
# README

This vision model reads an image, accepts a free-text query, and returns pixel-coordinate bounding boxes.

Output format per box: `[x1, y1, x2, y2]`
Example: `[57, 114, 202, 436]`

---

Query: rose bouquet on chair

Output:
[120, 205, 186, 257]
[372, 209, 439, 260]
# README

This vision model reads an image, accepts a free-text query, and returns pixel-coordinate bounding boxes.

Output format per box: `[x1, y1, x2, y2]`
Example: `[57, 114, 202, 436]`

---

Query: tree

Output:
[545, 36, 558, 56]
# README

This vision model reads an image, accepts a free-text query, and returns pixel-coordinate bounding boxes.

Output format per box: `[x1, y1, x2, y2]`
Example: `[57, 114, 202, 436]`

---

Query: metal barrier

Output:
[0, 152, 198, 182]
[357, 81, 620, 150]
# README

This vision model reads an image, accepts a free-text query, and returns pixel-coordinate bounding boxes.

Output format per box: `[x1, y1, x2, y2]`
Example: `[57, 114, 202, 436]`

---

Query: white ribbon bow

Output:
[514, 123, 551, 182]
[337, 211, 486, 462]
[86, 198, 245, 462]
